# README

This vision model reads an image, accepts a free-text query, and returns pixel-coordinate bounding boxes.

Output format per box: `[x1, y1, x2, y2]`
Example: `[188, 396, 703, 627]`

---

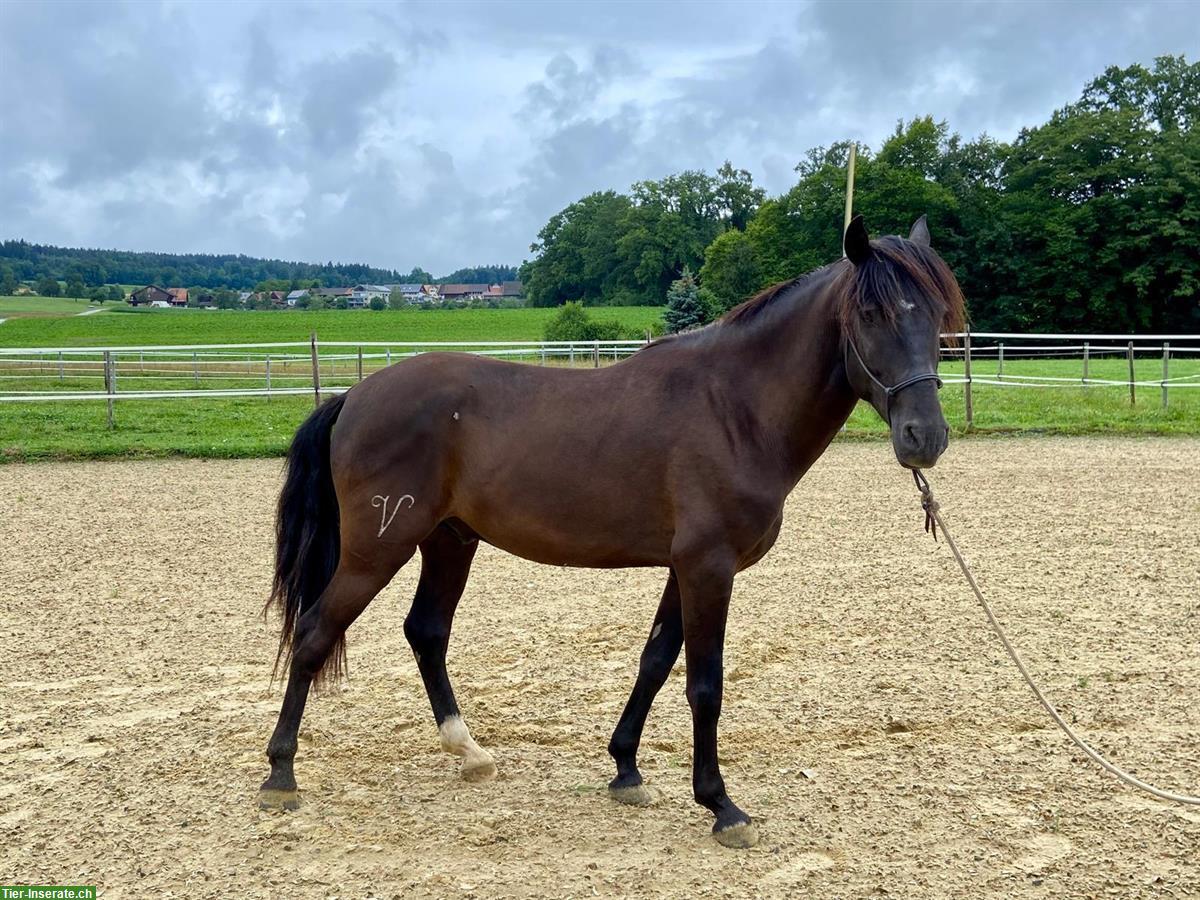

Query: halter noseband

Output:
[845, 337, 943, 425]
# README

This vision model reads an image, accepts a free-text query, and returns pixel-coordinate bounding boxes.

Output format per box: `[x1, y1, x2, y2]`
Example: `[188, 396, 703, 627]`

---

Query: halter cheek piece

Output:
[845, 337, 943, 425]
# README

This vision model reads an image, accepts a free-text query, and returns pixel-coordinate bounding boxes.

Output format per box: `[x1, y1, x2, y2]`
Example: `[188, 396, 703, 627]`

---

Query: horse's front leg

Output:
[674, 546, 758, 849]
[607, 570, 683, 805]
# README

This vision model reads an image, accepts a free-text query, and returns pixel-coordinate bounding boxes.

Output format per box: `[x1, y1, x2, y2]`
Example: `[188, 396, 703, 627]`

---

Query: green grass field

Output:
[0, 296, 107, 318]
[0, 299, 1196, 460]
[1, 352, 1196, 462]
[847, 354, 1199, 437]
[0, 301, 664, 347]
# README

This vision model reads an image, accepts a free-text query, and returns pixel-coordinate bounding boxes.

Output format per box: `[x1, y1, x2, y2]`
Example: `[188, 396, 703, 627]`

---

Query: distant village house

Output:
[438, 283, 489, 301]
[126, 279, 523, 310]
[350, 284, 390, 307]
[438, 281, 523, 301]
[387, 283, 429, 303]
[129, 285, 188, 307]
[315, 287, 353, 304]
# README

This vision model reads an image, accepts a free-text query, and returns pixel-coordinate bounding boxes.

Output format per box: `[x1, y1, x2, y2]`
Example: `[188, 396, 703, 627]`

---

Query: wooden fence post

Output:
[192, 351, 199, 387]
[1082, 341, 1089, 383]
[593, 340, 600, 368]
[1127, 341, 1136, 406]
[104, 350, 114, 429]
[997, 342, 1004, 381]
[963, 331, 974, 429]
[569, 344, 575, 366]
[386, 348, 392, 367]
[265, 356, 272, 401]
[1162, 342, 1169, 411]
[310, 331, 321, 407]
[58, 351, 64, 382]
[357, 346, 364, 382]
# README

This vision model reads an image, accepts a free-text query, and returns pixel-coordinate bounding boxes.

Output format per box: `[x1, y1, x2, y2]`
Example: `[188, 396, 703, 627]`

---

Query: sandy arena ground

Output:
[1, 437, 1198, 898]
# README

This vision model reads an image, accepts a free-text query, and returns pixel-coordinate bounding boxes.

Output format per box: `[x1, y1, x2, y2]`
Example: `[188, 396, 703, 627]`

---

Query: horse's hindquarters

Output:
[333, 354, 681, 568]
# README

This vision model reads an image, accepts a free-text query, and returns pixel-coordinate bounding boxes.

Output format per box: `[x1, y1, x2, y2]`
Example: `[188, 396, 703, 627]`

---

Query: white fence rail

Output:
[932, 334, 1200, 425]
[0, 339, 649, 418]
[1, 334, 1197, 430]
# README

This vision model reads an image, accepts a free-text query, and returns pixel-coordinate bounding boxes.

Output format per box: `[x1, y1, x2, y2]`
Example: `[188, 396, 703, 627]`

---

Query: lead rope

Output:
[911, 468, 1200, 806]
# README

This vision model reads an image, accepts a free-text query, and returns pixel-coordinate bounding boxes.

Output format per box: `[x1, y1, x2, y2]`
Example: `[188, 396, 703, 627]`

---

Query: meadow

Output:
[0, 301, 664, 347]
[1, 352, 1196, 461]
[0, 298, 1196, 460]
[0, 295, 104, 318]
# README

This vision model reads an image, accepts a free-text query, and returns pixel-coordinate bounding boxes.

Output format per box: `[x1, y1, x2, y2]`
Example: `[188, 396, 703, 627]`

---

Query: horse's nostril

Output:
[903, 423, 919, 447]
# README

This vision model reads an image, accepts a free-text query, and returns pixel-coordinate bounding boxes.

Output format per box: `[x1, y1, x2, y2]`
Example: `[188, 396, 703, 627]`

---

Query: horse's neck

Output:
[710, 280, 858, 478]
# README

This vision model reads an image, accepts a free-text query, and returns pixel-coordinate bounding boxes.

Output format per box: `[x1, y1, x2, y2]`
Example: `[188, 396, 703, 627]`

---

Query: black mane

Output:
[719, 237, 966, 336]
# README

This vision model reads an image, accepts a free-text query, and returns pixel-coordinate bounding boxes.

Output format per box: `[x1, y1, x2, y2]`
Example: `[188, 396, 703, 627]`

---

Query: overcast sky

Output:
[1, 1, 1196, 275]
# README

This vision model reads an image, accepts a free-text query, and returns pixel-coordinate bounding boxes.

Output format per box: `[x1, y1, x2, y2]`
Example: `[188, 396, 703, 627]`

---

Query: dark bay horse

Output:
[259, 216, 966, 848]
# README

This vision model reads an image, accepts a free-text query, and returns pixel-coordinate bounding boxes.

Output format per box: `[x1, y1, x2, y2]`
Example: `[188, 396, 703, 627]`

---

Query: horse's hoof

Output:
[258, 788, 301, 811]
[608, 783, 658, 807]
[713, 820, 759, 849]
[460, 756, 497, 783]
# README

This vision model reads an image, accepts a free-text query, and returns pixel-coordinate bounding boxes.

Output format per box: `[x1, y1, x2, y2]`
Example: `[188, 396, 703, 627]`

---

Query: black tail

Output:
[267, 392, 347, 688]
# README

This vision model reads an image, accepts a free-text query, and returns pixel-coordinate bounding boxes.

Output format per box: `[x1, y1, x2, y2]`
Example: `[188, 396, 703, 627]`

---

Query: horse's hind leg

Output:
[404, 523, 496, 782]
[607, 570, 682, 806]
[260, 551, 412, 809]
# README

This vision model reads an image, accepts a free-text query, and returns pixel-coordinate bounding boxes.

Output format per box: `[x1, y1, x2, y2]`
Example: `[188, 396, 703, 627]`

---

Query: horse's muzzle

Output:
[891, 418, 950, 469]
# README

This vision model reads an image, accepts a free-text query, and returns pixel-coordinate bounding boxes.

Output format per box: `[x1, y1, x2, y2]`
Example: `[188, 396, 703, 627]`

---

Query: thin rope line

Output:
[912, 469, 1200, 806]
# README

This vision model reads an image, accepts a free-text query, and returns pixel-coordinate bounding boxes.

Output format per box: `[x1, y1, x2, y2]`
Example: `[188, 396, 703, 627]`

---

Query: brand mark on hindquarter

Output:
[372, 493, 415, 537]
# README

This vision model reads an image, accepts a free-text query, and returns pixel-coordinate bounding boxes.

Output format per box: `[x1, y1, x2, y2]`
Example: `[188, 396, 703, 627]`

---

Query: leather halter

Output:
[845, 336, 943, 425]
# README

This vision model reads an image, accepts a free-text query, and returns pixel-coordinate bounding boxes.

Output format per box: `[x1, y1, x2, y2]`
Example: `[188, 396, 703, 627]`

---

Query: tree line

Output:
[0, 240, 518, 295]
[523, 56, 1198, 333]
[519, 162, 766, 308]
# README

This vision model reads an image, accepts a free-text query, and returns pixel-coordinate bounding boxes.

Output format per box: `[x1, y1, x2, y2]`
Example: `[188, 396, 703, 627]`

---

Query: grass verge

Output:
[0, 303, 664, 346]
[2, 322, 1196, 461]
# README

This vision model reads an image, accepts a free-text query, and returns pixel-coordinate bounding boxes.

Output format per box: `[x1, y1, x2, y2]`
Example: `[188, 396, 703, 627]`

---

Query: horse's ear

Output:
[844, 215, 871, 266]
[908, 214, 931, 247]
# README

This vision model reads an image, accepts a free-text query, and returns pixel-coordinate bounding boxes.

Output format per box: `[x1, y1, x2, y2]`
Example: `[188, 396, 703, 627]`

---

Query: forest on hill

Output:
[0, 240, 516, 295]
[519, 56, 1198, 332]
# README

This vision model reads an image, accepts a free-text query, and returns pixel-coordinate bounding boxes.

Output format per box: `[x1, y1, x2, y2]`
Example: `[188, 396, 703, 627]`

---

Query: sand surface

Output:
[1, 437, 1198, 898]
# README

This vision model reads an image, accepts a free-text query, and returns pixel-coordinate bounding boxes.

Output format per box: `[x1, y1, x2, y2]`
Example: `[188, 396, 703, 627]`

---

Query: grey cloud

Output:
[640, 1, 1200, 192]
[1, 2, 207, 186]
[245, 17, 281, 92]
[522, 46, 642, 124]
[299, 49, 400, 154]
[1, 0, 1196, 274]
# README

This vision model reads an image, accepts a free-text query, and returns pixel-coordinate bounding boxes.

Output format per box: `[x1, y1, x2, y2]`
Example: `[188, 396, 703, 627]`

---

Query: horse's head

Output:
[839, 215, 966, 469]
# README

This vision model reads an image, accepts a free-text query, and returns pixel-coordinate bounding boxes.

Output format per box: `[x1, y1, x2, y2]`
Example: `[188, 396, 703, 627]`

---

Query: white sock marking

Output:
[438, 715, 494, 770]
